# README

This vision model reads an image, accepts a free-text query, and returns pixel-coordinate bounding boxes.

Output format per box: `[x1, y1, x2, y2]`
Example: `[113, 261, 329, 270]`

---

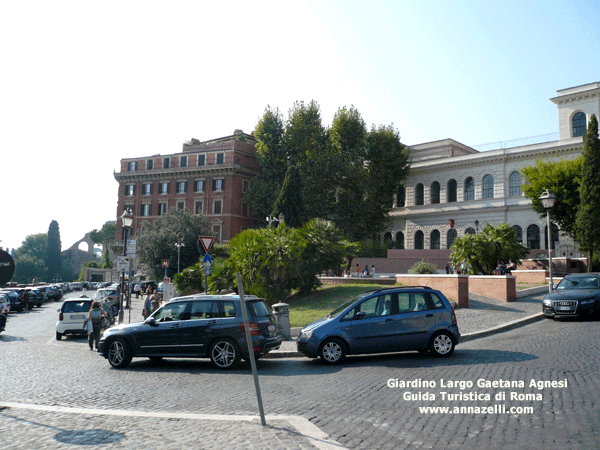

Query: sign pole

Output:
[236, 272, 266, 426]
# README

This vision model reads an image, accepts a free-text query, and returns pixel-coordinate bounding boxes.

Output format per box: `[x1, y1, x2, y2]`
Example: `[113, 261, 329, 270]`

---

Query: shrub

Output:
[410, 259, 439, 274]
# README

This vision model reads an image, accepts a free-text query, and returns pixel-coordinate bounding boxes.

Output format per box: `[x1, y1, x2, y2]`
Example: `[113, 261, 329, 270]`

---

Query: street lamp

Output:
[539, 190, 556, 293]
[119, 207, 134, 324]
[175, 242, 185, 273]
[475, 219, 479, 235]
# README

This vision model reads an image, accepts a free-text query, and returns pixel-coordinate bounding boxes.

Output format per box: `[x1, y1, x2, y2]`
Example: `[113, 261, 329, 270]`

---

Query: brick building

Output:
[113, 130, 260, 242]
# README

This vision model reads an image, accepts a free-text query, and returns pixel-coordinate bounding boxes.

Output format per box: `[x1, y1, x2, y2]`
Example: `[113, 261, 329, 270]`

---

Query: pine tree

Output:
[273, 165, 305, 228]
[575, 114, 600, 271]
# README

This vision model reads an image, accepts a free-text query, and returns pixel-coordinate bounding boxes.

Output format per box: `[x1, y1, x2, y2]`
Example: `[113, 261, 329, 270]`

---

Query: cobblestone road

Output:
[1, 291, 599, 449]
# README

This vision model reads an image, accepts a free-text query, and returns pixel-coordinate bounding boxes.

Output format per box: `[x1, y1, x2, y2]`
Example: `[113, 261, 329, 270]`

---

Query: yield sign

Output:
[198, 236, 216, 254]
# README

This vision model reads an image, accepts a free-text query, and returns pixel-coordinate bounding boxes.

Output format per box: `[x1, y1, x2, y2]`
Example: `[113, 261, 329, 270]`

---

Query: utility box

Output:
[272, 302, 290, 340]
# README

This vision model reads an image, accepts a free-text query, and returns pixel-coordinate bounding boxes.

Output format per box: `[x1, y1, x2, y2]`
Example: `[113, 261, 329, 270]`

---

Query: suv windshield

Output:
[557, 277, 600, 290]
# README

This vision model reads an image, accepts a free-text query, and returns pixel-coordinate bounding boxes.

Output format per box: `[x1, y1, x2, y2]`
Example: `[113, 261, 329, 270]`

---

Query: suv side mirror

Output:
[144, 317, 158, 326]
[354, 311, 366, 320]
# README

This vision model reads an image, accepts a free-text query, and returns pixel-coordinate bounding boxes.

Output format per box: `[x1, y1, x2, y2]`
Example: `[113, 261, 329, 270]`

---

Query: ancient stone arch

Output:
[68, 233, 96, 255]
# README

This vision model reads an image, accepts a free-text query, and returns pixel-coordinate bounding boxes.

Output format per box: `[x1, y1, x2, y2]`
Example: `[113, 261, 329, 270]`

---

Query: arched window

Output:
[447, 229, 457, 249]
[447, 179, 457, 203]
[430, 230, 440, 249]
[415, 184, 424, 205]
[482, 174, 494, 199]
[509, 171, 522, 197]
[395, 232, 405, 249]
[527, 225, 541, 249]
[513, 225, 523, 243]
[415, 231, 424, 249]
[465, 227, 476, 235]
[383, 232, 392, 245]
[430, 182, 440, 204]
[397, 186, 405, 207]
[464, 177, 475, 201]
[544, 223, 559, 250]
[573, 112, 587, 137]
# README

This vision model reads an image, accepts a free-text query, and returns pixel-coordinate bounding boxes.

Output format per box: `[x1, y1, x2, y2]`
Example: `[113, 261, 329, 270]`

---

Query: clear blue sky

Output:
[2, 0, 599, 252]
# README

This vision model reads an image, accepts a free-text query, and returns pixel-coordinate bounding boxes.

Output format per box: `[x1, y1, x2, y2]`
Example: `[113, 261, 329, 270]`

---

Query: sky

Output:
[1, 0, 599, 252]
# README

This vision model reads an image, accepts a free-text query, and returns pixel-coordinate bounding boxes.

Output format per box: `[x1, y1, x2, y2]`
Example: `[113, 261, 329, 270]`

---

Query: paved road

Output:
[1, 292, 600, 449]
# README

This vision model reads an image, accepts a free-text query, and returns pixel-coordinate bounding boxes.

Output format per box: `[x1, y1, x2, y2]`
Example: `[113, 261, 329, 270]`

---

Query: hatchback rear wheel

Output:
[429, 331, 455, 357]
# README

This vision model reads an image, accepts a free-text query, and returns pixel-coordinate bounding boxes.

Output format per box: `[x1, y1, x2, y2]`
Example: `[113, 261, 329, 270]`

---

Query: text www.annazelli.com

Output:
[418, 405, 534, 415]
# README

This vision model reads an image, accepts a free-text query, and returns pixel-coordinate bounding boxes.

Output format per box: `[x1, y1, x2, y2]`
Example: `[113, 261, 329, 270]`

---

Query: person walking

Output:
[86, 301, 106, 351]
[142, 288, 153, 320]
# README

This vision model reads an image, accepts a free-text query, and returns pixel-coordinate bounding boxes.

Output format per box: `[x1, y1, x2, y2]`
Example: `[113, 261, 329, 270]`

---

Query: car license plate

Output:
[70, 314, 86, 319]
[268, 325, 275, 333]
[557, 306, 572, 311]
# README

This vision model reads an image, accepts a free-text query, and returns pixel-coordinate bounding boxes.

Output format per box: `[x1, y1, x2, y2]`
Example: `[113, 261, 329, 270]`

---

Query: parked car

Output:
[29, 289, 44, 308]
[56, 297, 93, 340]
[0, 290, 22, 312]
[46, 286, 63, 301]
[542, 273, 600, 318]
[297, 286, 461, 364]
[99, 294, 282, 369]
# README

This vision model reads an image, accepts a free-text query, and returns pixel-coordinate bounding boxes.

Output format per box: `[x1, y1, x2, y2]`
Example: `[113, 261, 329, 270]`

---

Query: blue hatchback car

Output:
[297, 287, 460, 364]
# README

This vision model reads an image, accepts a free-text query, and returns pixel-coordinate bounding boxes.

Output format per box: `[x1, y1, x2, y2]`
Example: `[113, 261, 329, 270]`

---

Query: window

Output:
[430, 182, 440, 204]
[143, 183, 152, 195]
[573, 112, 587, 137]
[146, 159, 153, 170]
[195, 180, 205, 192]
[158, 203, 167, 215]
[513, 225, 523, 243]
[430, 230, 440, 249]
[397, 186, 405, 207]
[180, 156, 187, 168]
[447, 229, 457, 249]
[128, 161, 137, 172]
[397, 292, 429, 313]
[160, 182, 169, 194]
[414, 230, 424, 249]
[163, 157, 170, 169]
[429, 293, 445, 309]
[415, 183, 424, 205]
[464, 177, 474, 201]
[527, 225, 541, 249]
[447, 179, 457, 202]
[176, 181, 187, 193]
[194, 201, 203, 215]
[509, 171, 522, 197]
[465, 227, 476, 235]
[216, 153, 224, 164]
[395, 232, 404, 249]
[177, 202, 185, 210]
[213, 179, 224, 191]
[125, 184, 135, 196]
[482, 174, 494, 199]
[141, 204, 151, 216]
[213, 199, 222, 214]
[198, 154, 205, 166]
[212, 224, 222, 242]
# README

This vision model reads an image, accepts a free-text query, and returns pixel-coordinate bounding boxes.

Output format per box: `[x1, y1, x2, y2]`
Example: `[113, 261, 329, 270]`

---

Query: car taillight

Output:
[452, 308, 458, 326]
[240, 322, 261, 336]
[59, 312, 63, 321]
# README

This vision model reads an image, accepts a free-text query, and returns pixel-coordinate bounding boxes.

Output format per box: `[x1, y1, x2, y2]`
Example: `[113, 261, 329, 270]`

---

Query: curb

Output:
[264, 313, 546, 358]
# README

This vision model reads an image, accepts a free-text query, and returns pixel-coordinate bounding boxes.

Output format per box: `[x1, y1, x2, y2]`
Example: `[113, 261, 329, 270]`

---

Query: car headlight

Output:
[543, 299, 552, 306]
[299, 329, 313, 339]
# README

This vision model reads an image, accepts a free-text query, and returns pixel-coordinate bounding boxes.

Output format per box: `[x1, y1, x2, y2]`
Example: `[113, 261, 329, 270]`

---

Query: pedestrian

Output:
[134, 283, 141, 299]
[0, 293, 10, 331]
[22, 289, 30, 311]
[142, 288, 153, 320]
[371, 265, 376, 277]
[86, 301, 106, 351]
[150, 289, 161, 313]
[355, 264, 361, 277]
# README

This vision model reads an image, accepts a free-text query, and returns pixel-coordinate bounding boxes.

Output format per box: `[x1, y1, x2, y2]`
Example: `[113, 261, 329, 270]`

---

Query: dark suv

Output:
[297, 286, 460, 364]
[542, 273, 600, 318]
[99, 294, 282, 369]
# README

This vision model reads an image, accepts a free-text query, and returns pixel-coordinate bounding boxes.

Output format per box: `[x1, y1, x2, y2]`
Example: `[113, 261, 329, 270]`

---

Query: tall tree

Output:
[272, 165, 305, 228]
[13, 234, 48, 283]
[575, 114, 600, 271]
[46, 220, 62, 281]
[136, 208, 208, 280]
[521, 157, 582, 240]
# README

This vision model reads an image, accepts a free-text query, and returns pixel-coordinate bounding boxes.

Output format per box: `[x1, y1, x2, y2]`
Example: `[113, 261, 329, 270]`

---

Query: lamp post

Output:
[539, 190, 556, 293]
[119, 208, 134, 324]
[175, 242, 185, 273]
[475, 219, 479, 235]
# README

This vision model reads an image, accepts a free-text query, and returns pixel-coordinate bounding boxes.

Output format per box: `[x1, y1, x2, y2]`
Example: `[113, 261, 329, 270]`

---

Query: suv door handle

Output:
[170, 324, 180, 328]
[385, 318, 393, 322]
[426, 314, 433, 318]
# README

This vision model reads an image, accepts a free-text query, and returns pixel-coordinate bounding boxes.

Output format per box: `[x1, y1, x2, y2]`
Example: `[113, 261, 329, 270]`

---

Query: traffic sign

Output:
[203, 253, 212, 275]
[198, 236, 216, 254]
[117, 256, 131, 272]
[162, 259, 170, 268]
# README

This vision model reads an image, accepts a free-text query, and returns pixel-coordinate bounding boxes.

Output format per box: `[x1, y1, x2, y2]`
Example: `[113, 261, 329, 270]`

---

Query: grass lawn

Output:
[287, 283, 398, 328]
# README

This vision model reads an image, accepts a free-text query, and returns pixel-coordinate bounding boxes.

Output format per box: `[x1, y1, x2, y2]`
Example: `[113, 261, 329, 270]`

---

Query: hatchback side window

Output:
[429, 292, 445, 309]
[398, 293, 430, 313]
[154, 302, 188, 322]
